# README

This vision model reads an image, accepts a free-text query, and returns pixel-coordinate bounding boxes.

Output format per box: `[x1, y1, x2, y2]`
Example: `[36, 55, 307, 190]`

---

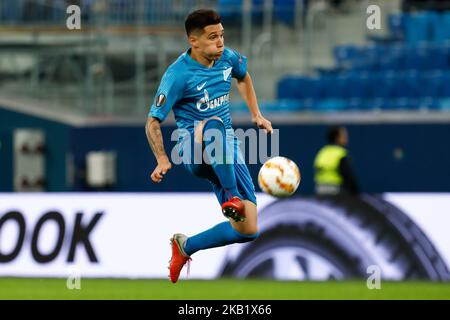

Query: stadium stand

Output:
[277, 10, 450, 112]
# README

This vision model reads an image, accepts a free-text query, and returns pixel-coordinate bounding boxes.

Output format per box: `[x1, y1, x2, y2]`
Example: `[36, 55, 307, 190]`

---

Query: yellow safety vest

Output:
[314, 145, 347, 186]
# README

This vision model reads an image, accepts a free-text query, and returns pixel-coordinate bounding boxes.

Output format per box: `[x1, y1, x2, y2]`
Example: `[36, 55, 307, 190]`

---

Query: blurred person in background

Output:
[314, 126, 359, 196]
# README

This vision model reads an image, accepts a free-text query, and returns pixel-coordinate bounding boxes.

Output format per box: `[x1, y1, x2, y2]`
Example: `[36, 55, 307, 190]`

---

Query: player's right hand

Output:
[151, 157, 172, 183]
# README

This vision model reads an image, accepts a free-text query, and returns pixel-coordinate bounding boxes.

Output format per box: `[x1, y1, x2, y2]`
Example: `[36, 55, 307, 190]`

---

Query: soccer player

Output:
[145, 9, 273, 283]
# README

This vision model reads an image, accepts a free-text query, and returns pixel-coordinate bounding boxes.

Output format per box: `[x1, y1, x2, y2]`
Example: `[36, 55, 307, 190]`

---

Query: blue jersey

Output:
[148, 47, 247, 133]
[148, 47, 257, 205]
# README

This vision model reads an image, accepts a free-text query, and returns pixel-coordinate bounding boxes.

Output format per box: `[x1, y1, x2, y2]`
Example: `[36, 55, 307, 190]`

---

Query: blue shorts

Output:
[179, 131, 257, 206]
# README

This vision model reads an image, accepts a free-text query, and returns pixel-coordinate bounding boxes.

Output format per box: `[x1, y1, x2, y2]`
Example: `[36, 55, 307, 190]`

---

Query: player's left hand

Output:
[252, 114, 273, 134]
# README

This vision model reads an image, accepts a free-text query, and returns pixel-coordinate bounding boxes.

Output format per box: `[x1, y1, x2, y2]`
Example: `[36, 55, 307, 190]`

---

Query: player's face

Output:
[192, 24, 225, 61]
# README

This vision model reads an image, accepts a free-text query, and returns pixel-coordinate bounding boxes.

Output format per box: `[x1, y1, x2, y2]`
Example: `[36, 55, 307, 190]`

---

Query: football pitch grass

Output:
[1, 278, 450, 300]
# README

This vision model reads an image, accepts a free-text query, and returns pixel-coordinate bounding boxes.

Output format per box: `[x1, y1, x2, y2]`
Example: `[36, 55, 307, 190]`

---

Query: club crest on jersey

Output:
[156, 94, 166, 107]
[223, 67, 232, 81]
[196, 89, 229, 112]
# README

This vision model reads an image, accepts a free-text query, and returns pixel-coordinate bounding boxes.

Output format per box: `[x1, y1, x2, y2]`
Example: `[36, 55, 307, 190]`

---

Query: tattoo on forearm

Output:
[146, 121, 166, 158]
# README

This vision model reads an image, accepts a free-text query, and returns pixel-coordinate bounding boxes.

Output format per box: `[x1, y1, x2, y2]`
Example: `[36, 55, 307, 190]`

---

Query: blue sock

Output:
[184, 221, 258, 256]
[203, 119, 242, 199]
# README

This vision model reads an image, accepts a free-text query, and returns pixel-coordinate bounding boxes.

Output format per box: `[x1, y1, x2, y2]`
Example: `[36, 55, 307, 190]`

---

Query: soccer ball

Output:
[258, 156, 301, 198]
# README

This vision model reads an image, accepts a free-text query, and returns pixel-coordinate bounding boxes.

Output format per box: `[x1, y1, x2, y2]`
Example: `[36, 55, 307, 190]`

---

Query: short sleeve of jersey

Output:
[228, 48, 248, 80]
[148, 66, 184, 122]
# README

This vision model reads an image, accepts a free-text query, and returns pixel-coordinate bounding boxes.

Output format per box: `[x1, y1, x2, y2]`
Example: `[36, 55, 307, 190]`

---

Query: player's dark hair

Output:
[185, 9, 221, 36]
[327, 126, 345, 144]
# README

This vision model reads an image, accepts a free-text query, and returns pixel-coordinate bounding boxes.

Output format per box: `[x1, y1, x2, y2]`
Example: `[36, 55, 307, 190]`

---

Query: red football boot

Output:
[221, 196, 246, 222]
[169, 233, 191, 284]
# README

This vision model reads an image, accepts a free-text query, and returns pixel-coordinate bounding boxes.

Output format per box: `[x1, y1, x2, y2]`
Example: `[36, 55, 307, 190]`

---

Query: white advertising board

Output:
[1, 193, 449, 280]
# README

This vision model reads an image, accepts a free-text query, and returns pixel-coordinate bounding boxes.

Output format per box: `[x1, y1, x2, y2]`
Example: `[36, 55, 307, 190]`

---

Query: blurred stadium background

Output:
[1, 0, 450, 299]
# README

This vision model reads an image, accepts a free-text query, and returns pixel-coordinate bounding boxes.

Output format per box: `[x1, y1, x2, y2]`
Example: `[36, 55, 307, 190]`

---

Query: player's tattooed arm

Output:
[236, 72, 273, 134]
[146, 117, 166, 157]
[146, 117, 172, 183]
